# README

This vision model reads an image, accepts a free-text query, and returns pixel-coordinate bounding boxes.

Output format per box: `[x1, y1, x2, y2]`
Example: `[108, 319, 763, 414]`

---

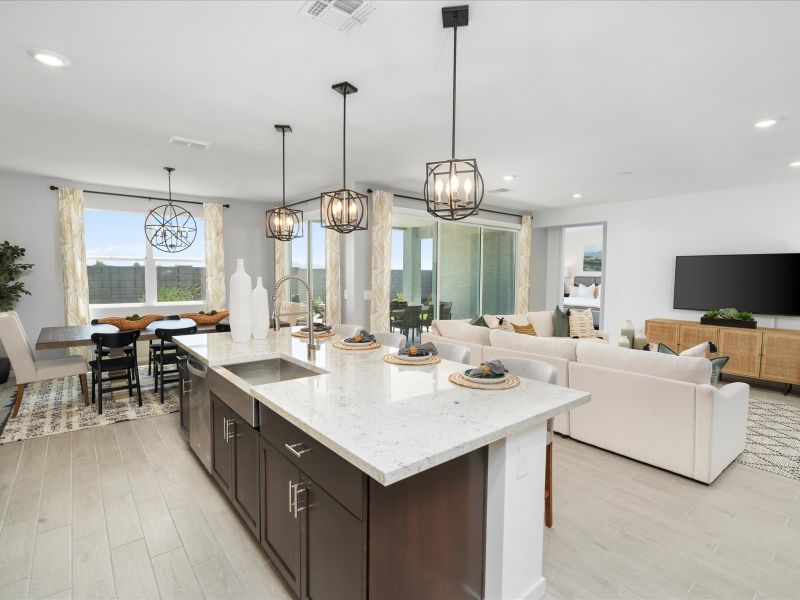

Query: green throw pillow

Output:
[710, 356, 730, 385]
[469, 315, 489, 328]
[657, 343, 678, 355]
[554, 307, 570, 337]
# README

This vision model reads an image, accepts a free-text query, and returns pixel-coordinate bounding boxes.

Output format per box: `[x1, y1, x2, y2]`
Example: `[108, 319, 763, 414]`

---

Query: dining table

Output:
[35, 318, 222, 350]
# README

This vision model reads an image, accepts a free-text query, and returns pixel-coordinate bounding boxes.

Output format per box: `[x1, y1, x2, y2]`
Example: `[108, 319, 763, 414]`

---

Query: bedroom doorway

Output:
[561, 224, 606, 330]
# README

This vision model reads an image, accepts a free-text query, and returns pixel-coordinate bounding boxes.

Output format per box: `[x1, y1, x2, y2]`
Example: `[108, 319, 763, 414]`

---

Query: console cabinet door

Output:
[305, 483, 366, 600]
[678, 324, 718, 356]
[231, 414, 260, 538]
[211, 394, 233, 497]
[645, 321, 679, 349]
[262, 443, 303, 597]
[761, 331, 800, 384]
[718, 328, 762, 378]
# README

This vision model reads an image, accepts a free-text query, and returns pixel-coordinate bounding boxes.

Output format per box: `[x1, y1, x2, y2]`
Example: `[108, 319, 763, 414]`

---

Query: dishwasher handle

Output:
[186, 361, 208, 379]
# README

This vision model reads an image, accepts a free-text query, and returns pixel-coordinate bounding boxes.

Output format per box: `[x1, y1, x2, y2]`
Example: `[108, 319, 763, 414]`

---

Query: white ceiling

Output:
[1, 0, 799, 212]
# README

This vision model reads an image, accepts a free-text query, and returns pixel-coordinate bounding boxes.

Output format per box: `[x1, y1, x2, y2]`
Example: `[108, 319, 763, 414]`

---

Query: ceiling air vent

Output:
[299, 0, 376, 32]
[168, 135, 212, 150]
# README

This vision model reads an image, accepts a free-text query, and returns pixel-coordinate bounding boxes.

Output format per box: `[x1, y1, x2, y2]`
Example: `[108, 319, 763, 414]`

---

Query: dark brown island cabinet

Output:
[208, 388, 486, 600]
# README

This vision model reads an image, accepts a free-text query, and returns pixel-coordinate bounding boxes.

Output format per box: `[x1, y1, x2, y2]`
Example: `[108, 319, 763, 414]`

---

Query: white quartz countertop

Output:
[175, 330, 590, 486]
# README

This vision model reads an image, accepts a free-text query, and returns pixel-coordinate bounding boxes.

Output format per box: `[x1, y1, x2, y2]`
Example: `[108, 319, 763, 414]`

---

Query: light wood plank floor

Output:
[0, 410, 798, 598]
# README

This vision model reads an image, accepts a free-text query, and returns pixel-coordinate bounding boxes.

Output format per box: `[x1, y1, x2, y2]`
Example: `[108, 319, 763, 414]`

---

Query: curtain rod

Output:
[48, 185, 230, 208]
[367, 189, 523, 219]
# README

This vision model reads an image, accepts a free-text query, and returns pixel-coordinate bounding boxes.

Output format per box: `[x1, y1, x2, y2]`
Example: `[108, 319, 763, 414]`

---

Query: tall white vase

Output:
[252, 277, 270, 340]
[229, 259, 252, 343]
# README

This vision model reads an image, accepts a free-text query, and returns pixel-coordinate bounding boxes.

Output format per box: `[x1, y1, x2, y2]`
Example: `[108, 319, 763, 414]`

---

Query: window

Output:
[481, 229, 516, 315]
[288, 219, 326, 322]
[439, 223, 481, 320]
[85, 209, 205, 306]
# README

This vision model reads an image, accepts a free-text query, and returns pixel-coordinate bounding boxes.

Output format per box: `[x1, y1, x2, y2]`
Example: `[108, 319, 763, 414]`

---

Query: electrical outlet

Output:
[517, 446, 532, 479]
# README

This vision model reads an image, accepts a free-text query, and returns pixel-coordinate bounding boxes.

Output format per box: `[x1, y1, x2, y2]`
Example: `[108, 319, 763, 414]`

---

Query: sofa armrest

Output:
[693, 382, 749, 483]
[594, 330, 609, 341]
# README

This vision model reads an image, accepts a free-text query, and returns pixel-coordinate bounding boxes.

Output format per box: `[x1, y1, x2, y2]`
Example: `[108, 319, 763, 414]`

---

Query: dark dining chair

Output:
[420, 305, 433, 332]
[148, 315, 181, 375]
[90, 319, 134, 358]
[153, 325, 197, 403]
[215, 322, 231, 333]
[439, 301, 453, 321]
[89, 330, 142, 415]
[399, 306, 422, 342]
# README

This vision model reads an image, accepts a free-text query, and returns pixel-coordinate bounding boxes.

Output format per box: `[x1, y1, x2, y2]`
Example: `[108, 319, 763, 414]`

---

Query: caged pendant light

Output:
[265, 125, 303, 241]
[320, 82, 368, 234]
[144, 167, 197, 253]
[424, 5, 484, 221]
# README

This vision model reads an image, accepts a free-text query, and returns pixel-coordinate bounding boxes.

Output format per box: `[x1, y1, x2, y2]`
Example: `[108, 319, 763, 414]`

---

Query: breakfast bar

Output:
[174, 329, 590, 600]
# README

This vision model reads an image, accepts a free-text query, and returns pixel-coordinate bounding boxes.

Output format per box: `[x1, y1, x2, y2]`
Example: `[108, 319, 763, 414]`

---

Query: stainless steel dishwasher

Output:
[186, 358, 212, 472]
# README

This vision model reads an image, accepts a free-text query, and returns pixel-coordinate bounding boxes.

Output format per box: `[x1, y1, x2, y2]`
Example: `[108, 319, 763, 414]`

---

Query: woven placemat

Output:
[383, 354, 441, 366]
[332, 341, 381, 351]
[448, 372, 521, 390]
[292, 331, 335, 339]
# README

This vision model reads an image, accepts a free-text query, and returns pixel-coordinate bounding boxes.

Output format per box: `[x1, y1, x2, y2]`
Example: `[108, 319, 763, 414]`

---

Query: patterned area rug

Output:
[736, 388, 800, 481]
[0, 368, 179, 444]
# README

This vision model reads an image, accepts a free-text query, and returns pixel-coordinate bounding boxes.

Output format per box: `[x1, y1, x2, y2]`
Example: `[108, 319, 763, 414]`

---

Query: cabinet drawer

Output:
[260, 405, 366, 521]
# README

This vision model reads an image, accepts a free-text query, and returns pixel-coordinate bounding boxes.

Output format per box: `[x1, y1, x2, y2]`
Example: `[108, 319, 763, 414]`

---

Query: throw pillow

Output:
[512, 323, 537, 336]
[469, 315, 489, 328]
[568, 286, 580, 298]
[594, 284, 602, 299]
[577, 284, 596, 299]
[710, 356, 730, 384]
[568, 309, 595, 338]
[679, 342, 709, 358]
[554, 306, 570, 337]
[657, 343, 678, 355]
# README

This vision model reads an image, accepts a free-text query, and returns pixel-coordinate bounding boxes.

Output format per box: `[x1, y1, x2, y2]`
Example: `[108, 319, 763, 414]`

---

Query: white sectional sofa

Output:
[421, 315, 749, 483]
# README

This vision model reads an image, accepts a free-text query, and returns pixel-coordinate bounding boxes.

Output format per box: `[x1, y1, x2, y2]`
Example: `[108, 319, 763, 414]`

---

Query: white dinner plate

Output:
[463, 372, 509, 384]
[342, 340, 374, 347]
[394, 353, 432, 362]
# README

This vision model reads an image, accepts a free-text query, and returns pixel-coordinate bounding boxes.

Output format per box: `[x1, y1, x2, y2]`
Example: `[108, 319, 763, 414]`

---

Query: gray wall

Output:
[0, 169, 274, 357]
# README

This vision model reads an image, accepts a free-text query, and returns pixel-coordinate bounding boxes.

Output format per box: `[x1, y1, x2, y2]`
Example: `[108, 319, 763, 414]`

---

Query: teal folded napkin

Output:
[398, 342, 438, 356]
[345, 329, 376, 343]
[466, 360, 508, 378]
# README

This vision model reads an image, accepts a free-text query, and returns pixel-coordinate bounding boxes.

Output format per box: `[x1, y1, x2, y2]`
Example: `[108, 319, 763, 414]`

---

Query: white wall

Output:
[0, 169, 274, 357]
[533, 181, 800, 341]
[563, 224, 604, 283]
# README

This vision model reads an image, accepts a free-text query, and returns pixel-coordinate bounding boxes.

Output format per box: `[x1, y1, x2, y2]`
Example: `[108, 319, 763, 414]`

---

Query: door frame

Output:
[558, 222, 607, 331]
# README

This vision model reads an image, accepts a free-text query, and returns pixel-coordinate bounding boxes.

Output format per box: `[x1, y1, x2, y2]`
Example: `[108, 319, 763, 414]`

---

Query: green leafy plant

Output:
[392, 292, 405, 302]
[703, 308, 754, 321]
[313, 296, 326, 321]
[0, 241, 33, 312]
[157, 283, 201, 302]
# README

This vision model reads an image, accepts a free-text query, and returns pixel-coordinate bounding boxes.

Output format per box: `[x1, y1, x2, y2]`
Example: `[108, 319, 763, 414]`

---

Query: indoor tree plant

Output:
[0, 241, 33, 383]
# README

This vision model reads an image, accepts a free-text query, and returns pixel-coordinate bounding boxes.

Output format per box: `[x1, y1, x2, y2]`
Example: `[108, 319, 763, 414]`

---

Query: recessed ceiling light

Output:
[790, 161, 800, 168]
[27, 48, 70, 67]
[501, 174, 516, 181]
[754, 118, 778, 129]
[572, 193, 583, 199]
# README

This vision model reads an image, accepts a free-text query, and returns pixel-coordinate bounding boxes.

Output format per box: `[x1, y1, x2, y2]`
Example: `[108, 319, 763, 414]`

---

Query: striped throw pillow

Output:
[512, 323, 537, 336]
[568, 309, 595, 338]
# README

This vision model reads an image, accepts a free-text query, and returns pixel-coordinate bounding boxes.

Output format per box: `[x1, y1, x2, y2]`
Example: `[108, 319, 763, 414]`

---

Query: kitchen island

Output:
[175, 330, 590, 600]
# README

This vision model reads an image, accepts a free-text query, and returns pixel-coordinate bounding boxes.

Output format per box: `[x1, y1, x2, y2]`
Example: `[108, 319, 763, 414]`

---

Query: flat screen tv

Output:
[673, 253, 800, 315]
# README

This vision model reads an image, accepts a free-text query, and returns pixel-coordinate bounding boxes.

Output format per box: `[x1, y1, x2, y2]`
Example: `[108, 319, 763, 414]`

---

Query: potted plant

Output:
[0, 241, 34, 383]
[700, 308, 757, 329]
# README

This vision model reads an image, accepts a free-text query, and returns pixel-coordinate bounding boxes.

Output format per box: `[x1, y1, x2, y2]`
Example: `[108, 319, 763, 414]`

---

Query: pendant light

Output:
[424, 5, 484, 221]
[266, 125, 303, 241]
[320, 82, 368, 234]
[144, 167, 197, 253]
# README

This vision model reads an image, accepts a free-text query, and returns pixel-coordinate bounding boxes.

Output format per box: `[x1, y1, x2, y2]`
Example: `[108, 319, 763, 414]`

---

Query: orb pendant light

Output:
[144, 167, 197, 253]
[424, 5, 484, 221]
[320, 82, 368, 234]
[266, 125, 303, 241]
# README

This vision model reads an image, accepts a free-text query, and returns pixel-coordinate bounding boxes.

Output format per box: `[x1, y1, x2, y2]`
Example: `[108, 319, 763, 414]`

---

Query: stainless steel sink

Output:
[224, 358, 321, 387]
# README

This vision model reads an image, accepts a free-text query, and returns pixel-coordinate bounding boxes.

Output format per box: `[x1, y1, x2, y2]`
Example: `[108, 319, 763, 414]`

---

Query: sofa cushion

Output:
[431, 320, 492, 346]
[526, 311, 555, 337]
[553, 307, 569, 338]
[576, 343, 712, 385]
[489, 329, 579, 361]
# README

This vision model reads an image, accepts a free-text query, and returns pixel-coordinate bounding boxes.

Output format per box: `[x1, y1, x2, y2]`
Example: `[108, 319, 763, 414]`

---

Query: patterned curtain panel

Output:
[369, 190, 393, 332]
[203, 203, 226, 310]
[58, 187, 90, 358]
[515, 214, 533, 313]
[274, 239, 290, 302]
[325, 228, 341, 325]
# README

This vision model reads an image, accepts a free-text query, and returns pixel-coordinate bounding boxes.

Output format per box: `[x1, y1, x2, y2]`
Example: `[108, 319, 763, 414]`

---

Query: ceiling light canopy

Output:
[423, 5, 484, 221]
[502, 174, 516, 181]
[572, 193, 583, 199]
[266, 125, 303, 242]
[754, 118, 778, 129]
[27, 48, 70, 67]
[144, 168, 197, 253]
[320, 82, 368, 234]
[789, 161, 800, 168]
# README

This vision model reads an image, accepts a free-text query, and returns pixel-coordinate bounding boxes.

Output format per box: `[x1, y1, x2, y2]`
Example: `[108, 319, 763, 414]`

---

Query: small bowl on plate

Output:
[342, 339, 374, 348]
[463, 369, 508, 384]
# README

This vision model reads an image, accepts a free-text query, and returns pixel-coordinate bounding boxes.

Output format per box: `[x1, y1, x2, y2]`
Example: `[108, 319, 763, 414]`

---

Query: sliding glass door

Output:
[289, 219, 326, 322]
[481, 229, 516, 315]
[439, 223, 481, 320]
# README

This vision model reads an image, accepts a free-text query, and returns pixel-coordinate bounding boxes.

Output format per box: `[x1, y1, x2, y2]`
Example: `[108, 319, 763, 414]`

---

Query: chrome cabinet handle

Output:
[226, 419, 235, 443]
[182, 379, 192, 393]
[288, 479, 294, 513]
[284, 442, 311, 458]
[222, 417, 228, 442]
[291, 483, 307, 519]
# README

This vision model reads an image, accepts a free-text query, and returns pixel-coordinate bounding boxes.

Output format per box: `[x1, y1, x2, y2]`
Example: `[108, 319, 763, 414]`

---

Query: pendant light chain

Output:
[282, 128, 286, 205]
[343, 90, 347, 187]
[452, 21, 457, 159]
[266, 125, 303, 241]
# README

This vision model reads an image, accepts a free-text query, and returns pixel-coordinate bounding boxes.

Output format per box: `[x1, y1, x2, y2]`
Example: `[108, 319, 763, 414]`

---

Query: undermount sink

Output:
[225, 358, 322, 387]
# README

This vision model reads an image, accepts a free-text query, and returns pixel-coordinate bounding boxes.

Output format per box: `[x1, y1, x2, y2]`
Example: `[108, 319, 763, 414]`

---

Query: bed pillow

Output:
[568, 286, 580, 298]
[554, 306, 570, 337]
[594, 284, 602, 299]
[577, 284, 596, 299]
[569, 308, 595, 338]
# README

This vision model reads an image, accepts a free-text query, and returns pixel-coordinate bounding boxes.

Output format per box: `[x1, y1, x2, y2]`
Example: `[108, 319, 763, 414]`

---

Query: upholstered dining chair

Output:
[492, 356, 558, 528]
[332, 323, 363, 339]
[0, 311, 89, 418]
[373, 332, 406, 348]
[433, 341, 471, 364]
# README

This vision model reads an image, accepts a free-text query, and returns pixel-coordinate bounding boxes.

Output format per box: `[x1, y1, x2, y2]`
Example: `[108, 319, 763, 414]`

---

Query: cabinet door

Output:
[645, 321, 679, 349]
[231, 415, 260, 538]
[678, 324, 718, 356]
[761, 331, 800, 384]
[305, 483, 365, 600]
[718, 328, 762, 378]
[211, 394, 233, 497]
[262, 443, 302, 597]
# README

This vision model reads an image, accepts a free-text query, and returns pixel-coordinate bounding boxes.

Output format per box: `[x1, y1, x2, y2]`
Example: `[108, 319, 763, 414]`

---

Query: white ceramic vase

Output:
[251, 277, 270, 340]
[229, 259, 252, 343]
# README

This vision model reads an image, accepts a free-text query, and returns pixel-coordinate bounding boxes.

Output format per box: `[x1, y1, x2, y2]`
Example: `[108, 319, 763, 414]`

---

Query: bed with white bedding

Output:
[564, 296, 601, 309]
